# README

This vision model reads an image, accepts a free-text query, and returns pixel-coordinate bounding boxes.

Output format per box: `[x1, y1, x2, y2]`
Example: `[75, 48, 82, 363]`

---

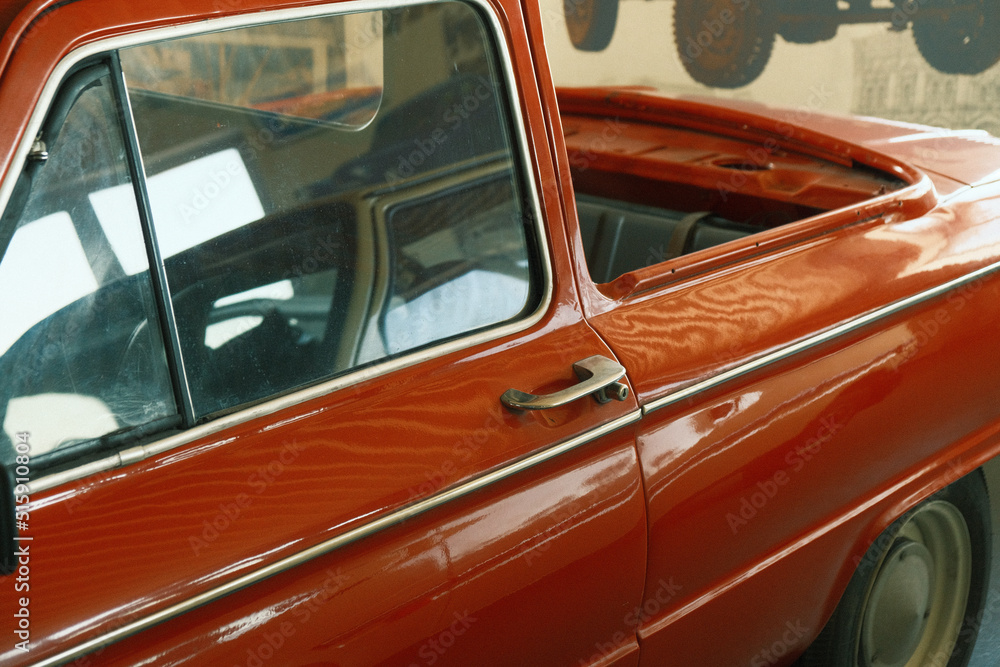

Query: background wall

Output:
[539, 0, 1000, 134]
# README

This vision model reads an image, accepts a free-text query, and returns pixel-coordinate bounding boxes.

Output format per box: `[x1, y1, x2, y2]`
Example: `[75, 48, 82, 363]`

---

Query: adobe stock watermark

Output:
[381, 277, 479, 357]
[282, 231, 350, 281]
[189, 439, 305, 556]
[851, 458, 967, 572]
[716, 84, 834, 203]
[11, 431, 32, 654]
[406, 611, 477, 666]
[953, 588, 1000, 661]
[65, 619, 131, 667]
[177, 160, 247, 224]
[725, 414, 844, 535]
[405, 410, 503, 502]
[568, 117, 625, 172]
[64, 466, 119, 516]
[891, 0, 933, 30]
[749, 619, 810, 666]
[233, 567, 351, 667]
[211, 0, 245, 12]
[578, 577, 683, 665]
[388, 77, 495, 182]
[677, 0, 752, 67]
[891, 277, 984, 370]
[339, 9, 392, 51]
[521, 500, 583, 566]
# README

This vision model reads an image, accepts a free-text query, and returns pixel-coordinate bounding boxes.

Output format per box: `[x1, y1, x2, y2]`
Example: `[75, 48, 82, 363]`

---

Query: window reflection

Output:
[0, 73, 175, 457]
[121, 4, 537, 418]
[0, 213, 98, 355]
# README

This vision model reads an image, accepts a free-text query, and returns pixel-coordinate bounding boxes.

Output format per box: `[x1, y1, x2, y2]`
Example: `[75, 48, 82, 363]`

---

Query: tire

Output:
[564, 0, 619, 52]
[913, 0, 1000, 75]
[674, 0, 777, 89]
[799, 470, 992, 667]
[779, 21, 838, 44]
[779, 0, 838, 44]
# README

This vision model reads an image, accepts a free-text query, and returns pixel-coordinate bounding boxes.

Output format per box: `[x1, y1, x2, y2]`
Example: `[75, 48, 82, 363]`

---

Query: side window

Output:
[0, 70, 175, 461]
[120, 2, 538, 418]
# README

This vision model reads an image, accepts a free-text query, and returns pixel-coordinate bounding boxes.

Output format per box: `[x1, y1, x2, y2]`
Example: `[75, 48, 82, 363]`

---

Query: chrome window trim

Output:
[365, 157, 532, 356]
[27, 410, 641, 667]
[642, 258, 1000, 415]
[8, 0, 553, 495]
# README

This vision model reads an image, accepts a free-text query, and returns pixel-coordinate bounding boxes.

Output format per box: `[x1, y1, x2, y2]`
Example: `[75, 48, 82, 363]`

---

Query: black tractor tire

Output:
[779, 0, 839, 43]
[913, 0, 1000, 75]
[674, 0, 777, 89]
[564, 0, 619, 52]
[779, 22, 838, 44]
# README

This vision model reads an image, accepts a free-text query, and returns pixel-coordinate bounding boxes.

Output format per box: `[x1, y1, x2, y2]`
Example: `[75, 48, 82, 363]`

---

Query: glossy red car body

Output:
[1, 0, 999, 666]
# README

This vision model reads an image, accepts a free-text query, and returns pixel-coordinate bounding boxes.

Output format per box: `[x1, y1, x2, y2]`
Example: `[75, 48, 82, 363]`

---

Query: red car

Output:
[1, 0, 999, 665]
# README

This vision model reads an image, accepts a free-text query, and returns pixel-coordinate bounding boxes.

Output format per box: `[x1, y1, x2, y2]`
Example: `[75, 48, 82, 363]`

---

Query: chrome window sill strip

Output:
[28, 410, 641, 667]
[643, 258, 1000, 416]
[27, 298, 548, 496]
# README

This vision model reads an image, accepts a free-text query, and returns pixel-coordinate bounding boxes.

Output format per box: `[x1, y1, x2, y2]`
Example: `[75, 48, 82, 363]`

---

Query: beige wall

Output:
[539, 0, 1000, 133]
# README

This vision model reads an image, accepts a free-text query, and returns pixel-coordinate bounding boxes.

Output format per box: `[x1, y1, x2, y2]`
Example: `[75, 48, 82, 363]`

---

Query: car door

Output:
[0, 1, 647, 665]
[551, 90, 1000, 665]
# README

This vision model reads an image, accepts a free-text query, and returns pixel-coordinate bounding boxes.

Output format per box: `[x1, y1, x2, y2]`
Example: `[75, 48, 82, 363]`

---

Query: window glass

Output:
[361, 173, 531, 361]
[121, 2, 537, 418]
[0, 72, 175, 459]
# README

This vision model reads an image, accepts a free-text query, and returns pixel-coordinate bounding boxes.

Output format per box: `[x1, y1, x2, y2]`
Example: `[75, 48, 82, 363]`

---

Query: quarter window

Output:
[0, 71, 175, 460]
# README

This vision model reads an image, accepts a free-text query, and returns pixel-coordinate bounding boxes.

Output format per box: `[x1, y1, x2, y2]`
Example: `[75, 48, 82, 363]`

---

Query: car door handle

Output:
[501, 355, 630, 411]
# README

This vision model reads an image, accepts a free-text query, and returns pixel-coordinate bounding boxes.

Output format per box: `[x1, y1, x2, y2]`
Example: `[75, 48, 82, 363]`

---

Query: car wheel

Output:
[564, 0, 618, 52]
[799, 470, 992, 667]
[912, 0, 1000, 75]
[673, 0, 777, 89]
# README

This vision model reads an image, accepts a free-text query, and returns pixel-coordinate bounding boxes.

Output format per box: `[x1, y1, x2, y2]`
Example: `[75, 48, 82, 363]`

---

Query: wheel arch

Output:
[802, 449, 997, 661]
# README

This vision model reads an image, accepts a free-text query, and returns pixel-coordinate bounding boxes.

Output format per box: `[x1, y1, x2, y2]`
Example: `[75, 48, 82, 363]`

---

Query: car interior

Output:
[560, 107, 909, 283]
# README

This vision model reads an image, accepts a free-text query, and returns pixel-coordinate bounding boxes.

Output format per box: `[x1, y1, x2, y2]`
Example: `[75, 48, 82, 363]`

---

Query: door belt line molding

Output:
[642, 259, 1000, 415]
[27, 410, 642, 667]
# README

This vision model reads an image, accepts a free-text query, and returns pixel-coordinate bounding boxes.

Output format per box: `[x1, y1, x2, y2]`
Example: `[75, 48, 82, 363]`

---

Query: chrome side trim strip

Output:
[29, 410, 641, 667]
[14, 0, 553, 495]
[643, 259, 1000, 416]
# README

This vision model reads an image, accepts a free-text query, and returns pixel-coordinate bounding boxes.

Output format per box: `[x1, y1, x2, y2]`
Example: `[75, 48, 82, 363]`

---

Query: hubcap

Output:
[859, 501, 972, 667]
[861, 540, 933, 665]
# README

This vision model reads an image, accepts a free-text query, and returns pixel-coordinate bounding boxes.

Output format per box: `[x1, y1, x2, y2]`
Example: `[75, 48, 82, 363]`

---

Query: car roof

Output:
[0, 0, 68, 80]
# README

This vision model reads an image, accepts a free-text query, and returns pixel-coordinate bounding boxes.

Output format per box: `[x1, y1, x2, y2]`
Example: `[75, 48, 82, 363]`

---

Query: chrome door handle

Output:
[501, 355, 630, 411]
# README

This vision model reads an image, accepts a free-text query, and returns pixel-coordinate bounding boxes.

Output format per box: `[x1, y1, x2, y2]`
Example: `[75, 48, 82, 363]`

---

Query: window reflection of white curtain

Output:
[0, 212, 98, 355]
[89, 148, 264, 270]
[357, 270, 529, 363]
